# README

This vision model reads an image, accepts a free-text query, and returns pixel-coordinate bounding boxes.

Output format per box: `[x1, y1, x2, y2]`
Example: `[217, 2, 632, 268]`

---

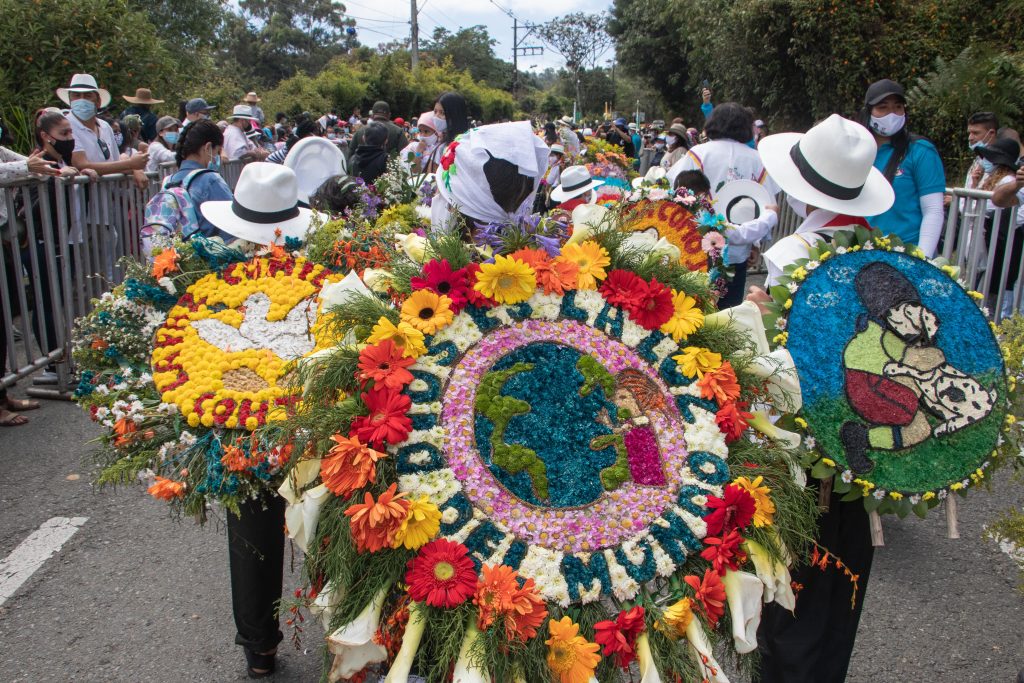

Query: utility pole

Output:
[410, 0, 419, 71]
[512, 18, 518, 94]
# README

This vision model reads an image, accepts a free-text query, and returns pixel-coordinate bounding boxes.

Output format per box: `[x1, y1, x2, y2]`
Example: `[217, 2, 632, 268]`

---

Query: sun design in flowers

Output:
[151, 256, 339, 430]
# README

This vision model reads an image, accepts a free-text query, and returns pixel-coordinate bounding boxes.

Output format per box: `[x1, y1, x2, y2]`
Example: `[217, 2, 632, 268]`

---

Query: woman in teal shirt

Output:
[860, 79, 946, 257]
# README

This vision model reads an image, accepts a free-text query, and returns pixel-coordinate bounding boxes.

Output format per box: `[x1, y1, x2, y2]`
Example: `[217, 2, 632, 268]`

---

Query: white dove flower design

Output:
[190, 292, 317, 359]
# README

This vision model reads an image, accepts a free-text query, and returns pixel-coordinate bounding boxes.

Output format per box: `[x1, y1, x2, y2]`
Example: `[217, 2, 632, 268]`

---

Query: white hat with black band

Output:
[550, 165, 604, 203]
[201, 163, 313, 245]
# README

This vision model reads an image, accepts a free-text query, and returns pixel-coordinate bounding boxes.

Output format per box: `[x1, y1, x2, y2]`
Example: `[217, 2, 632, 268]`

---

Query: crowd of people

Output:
[2, 68, 1024, 682]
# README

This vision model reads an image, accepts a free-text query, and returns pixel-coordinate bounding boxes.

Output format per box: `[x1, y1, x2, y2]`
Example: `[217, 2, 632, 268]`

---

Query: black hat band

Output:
[789, 142, 864, 201]
[231, 200, 300, 224]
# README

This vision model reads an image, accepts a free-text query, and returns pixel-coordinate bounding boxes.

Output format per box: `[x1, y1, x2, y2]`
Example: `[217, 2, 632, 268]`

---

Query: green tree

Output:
[536, 12, 612, 114]
[422, 26, 509, 89]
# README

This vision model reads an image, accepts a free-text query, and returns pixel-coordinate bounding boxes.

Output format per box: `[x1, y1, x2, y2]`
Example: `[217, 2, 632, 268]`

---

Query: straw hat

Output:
[550, 165, 604, 202]
[244, 92, 262, 104]
[123, 88, 164, 105]
[56, 73, 111, 109]
[201, 163, 313, 244]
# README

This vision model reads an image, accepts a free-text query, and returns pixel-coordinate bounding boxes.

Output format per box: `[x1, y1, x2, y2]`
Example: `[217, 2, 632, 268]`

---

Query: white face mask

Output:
[420, 133, 437, 145]
[549, 154, 560, 164]
[869, 113, 906, 137]
[433, 116, 447, 133]
[666, 134, 678, 146]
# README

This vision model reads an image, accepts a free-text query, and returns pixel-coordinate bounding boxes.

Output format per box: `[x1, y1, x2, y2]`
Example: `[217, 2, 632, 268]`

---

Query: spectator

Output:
[965, 111, 999, 190]
[978, 138, 1024, 314]
[146, 116, 180, 173]
[350, 101, 408, 156]
[628, 122, 642, 155]
[121, 87, 162, 142]
[182, 98, 216, 129]
[661, 123, 690, 169]
[267, 115, 320, 165]
[119, 114, 147, 156]
[398, 111, 443, 173]
[434, 92, 471, 144]
[350, 122, 389, 185]
[753, 119, 768, 144]
[556, 116, 581, 159]
[860, 79, 945, 257]
[223, 105, 267, 161]
[348, 106, 362, 126]
[168, 119, 234, 241]
[243, 92, 265, 125]
[58, 73, 149, 187]
[606, 118, 636, 157]
[273, 112, 288, 140]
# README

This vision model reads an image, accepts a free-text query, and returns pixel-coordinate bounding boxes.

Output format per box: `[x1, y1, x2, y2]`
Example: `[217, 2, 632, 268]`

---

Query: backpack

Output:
[141, 168, 213, 256]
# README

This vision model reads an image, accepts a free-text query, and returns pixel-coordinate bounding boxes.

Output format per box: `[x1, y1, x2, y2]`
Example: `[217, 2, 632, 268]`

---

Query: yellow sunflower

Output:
[660, 290, 705, 341]
[473, 255, 537, 304]
[555, 240, 610, 290]
[391, 495, 441, 550]
[672, 346, 722, 379]
[546, 617, 601, 683]
[400, 290, 455, 335]
[733, 475, 776, 526]
[367, 317, 427, 358]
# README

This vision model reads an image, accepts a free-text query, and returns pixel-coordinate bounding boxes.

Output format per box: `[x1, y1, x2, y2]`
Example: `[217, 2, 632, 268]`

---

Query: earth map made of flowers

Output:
[396, 288, 730, 606]
[151, 256, 339, 430]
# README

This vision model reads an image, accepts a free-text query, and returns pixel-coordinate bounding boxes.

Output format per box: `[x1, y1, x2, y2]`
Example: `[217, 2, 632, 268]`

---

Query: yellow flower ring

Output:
[151, 256, 340, 430]
[622, 200, 708, 272]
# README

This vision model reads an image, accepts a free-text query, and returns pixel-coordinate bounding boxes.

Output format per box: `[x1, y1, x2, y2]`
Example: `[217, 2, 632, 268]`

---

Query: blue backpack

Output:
[141, 168, 213, 254]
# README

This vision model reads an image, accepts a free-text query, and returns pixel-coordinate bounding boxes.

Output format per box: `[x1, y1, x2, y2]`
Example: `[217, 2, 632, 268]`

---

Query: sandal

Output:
[243, 647, 277, 679]
[0, 409, 29, 427]
[3, 397, 39, 412]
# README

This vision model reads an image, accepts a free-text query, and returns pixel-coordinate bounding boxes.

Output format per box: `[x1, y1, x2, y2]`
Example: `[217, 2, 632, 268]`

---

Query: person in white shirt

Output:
[146, 116, 180, 174]
[223, 105, 268, 161]
[965, 111, 999, 190]
[398, 111, 443, 174]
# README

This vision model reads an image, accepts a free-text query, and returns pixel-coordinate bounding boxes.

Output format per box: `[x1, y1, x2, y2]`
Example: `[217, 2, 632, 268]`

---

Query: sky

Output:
[339, 0, 611, 73]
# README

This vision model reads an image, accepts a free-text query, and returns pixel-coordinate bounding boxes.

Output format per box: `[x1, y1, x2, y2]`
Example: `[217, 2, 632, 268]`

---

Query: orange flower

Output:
[698, 360, 741, 405]
[475, 563, 519, 631]
[511, 247, 579, 295]
[113, 417, 137, 446]
[684, 569, 727, 627]
[90, 337, 108, 350]
[147, 476, 185, 500]
[221, 443, 262, 472]
[507, 576, 548, 641]
[344, 483, 410, 553]
[151, 248, 179, 279]
[321, 434, 388, 497]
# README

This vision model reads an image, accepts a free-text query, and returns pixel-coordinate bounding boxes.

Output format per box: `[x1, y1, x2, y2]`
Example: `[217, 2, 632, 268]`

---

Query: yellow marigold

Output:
[474, 255, 537, 304]
[555, 241, 610, 290]
[391, 495, 442, 550]
[951, 482, 964, 490]
[659, 291, 704, 341]
[545, 616, 600, 683]
[367, 317, 427, 358]
[889, 491, 903, 500]
[790, 266, 808, 281]
[400, 290, 454, 335]
[793, 417, 808, 429]
[658, 597, 693, 638]
[733, 475, 776, 527]
[672, 346, 723, 379]
[922, 491, 936, 501]
[821, 458, 836, 467]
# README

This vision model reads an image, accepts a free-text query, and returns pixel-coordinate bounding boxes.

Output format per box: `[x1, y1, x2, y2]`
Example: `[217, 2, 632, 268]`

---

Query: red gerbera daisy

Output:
[623, 277, 675, 330]
[357, 340, 415, 392]
[405, 539, 478, 608]
[464, 262, 499, 308]
[703, 483, 757, 536]
[716, 400, 752, 442]
[599, 269, 644, 307]
[410, 259, 470, 313]
[684, 570, 727, 627]
[700, 528, 748, 575]
[349, 390, 412, 448]
[594, 605, 646, 669]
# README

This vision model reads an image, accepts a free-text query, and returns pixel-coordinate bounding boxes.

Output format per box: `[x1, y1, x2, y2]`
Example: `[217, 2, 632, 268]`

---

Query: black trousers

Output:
[755, 489, 874, 683]
[719, 261, 748, 309]
[227, 494, 286, 653]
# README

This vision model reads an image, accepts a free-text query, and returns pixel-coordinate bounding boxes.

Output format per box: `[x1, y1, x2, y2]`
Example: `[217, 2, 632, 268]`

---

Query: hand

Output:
[764, 203, 779, 214]
[132, 169, 148, 190]
[970, 163, 984, 185]
[26, 149, 60, 177]
[59, 166, 79, 178]
[82, 168, 99, 181]
[1016, 167, 1024, 190]
[128, 152, 149, 170]
[745, 286, 771, 315]
[747, 247, 761, 268]
[702, 88, 712, 104]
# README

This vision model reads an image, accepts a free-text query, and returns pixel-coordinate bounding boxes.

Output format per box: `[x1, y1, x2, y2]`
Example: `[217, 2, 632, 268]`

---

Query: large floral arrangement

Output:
[761, 228, 1019, 518]
[582, 138, 634, 187]
[272, 222, 817, 682]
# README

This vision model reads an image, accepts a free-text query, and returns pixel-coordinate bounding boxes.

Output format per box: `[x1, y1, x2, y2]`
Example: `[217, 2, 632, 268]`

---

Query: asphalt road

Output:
[0, 393, 1021, 683]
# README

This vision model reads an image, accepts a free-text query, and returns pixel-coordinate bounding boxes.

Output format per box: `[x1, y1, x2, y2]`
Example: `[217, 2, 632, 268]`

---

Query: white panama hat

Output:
[714, 180, 775, 224]
[56, 73, 111, 109]
[229, 104, 258, 121]
[757, 114, 894, 217]
[550, 165, 604, 203]
[201, 163, 313, 245]
[284, 137, 348, 204]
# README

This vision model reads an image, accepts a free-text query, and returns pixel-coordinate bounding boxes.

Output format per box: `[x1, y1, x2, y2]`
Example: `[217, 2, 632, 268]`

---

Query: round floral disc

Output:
[622, 200, 708, 272]
[783, 245, 1006, 502]
[151, 256, 339, 430]
[394, 289, 730, 605]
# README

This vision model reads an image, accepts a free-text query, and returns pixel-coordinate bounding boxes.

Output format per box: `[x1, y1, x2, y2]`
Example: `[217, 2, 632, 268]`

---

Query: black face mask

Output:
[50, 138, 76, 164]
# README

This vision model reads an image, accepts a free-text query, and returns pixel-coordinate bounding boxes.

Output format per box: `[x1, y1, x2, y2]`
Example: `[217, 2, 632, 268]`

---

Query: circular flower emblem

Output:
[622, 200, 708, 272]
[394, 289, 730, 605]
[151, 256, 339, 430]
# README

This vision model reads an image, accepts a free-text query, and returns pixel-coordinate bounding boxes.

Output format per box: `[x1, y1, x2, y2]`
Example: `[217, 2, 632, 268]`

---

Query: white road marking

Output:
[0, 516, 88, 606]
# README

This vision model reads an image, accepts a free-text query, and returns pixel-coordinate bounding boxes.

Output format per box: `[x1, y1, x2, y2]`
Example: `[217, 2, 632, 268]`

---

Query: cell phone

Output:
[702, 79, 710, 89]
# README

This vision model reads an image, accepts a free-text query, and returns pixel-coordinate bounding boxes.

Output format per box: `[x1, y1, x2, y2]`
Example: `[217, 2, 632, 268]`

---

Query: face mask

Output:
[114, 133, 124, 147]
[666, 135, 678, 146]
[327, 134, 337, 140]
[163, 132, 179, 145]
[420, 133, 437, 146]
[207, 149, 221, 171]
[549, 154, 560, 164]
[433, 116, 447, 133]
[979, 158, 995, 174]
[50, 137, 76, 163]
[70, 99, 97, 121]
[654, 142, 665, 149]
[869, 113, 906, 137]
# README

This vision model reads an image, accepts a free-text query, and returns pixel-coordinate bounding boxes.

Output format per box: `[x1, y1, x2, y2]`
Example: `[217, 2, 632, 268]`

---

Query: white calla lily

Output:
[685, 616, 730, 683]
[396, 233, 428, 262]
[282, 483, 330, 553]
[326, 588, 389, 682]
[277, 457, 322, 505]
[622, 230, 682, 263]
[361, 268, 394, 293]
[320, 271, 374, 309]
[723, 570, 764, 654]
[702, 301, 770, 356]
[746, 411, 802, 450]
[636, 632, 663, 682]
[452, 619, 487, 683]
[384, 601, 426, 683]
[567, 204, 610, 244]
[744, 538, 796, 612]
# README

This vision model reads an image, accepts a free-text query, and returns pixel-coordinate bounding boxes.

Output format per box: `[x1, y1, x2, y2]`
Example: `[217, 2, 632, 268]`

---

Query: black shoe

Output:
[840, 421, 875, 474]
[243, 647, 277, 679]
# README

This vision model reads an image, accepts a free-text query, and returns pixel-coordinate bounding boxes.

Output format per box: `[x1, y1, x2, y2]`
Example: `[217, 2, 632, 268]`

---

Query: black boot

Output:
[840, 421, 875, 474]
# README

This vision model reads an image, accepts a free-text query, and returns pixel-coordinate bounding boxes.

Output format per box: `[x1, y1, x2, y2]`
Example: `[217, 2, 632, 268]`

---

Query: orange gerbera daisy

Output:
[698, 360, 741, 405]
[399, 289, 455, 335]
[555, 241, 610, 290]
[344, 483, 410, 553]
[510, 247, 579, 295]
[151, 247, 179, 279]
[147, 476, 185, 501]
[321, 434, 387, 497]
[474, 563, 519, 630]
[357, 340, 415, 392]
[112, 417, 138, 447]
[684, 569, 727, 627]
[546, 616, 601, 683]
[507, 576, 548, 641]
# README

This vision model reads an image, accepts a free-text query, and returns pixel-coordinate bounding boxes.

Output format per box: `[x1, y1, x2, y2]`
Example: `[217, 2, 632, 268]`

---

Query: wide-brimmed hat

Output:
[714, 180, 775, 224]
[244, 91, 261, 103]
[229, 104, 258, 121]
[976, 137, 1022, 169]
[668, 123, 688, 139]
[631, 166, 667, 189]
[758, 114, 894, 217]
[201, 163, 313, 244]
[123, 88, 163, 105]
[155, 116, 180, 133]
[56, 73, 111, 109]
[550, 143, 565, 155]
[558, 115, 574, 127]
[284, 137, 348, 204]
[550, 165, 604, 202]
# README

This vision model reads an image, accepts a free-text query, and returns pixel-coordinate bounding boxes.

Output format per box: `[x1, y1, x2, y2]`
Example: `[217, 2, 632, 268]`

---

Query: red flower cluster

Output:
[598, 269, 673, 330]
[594, 605, 646, 669]
[349, 390, 412, 448]
[715, 400, 752, 442]
[684, 570, 726, 627]
[700, 529, 748, 575]
[703, 483, 757, 536]
[410, 259, 471, 313]
[405, 539, 478, 608]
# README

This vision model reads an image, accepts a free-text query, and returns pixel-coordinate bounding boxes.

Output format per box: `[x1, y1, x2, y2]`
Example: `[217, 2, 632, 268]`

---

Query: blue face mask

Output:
[163, 132, 179, 145]
[979, 158, 995, 174]
[208, 152, 221, 171]
[70, 98, 97, 121]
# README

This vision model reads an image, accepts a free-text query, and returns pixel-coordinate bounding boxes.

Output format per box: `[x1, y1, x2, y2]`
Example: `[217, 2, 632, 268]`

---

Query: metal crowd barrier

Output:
[0, 159, 247, 398]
